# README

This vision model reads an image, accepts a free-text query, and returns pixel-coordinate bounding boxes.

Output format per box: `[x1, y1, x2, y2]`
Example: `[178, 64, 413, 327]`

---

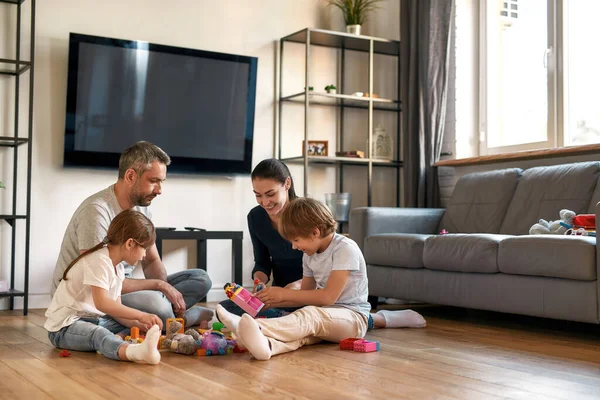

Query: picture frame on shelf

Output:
[303, 140, 329, 156]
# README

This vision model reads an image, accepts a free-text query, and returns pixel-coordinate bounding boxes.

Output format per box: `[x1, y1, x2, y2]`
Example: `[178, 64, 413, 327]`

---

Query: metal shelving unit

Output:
[278, 28, 402, 208]
[0, 0, 35, 315]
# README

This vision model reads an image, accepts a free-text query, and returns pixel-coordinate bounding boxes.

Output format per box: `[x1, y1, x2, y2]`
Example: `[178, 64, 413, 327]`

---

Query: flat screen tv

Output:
[64, 33, 257, 174]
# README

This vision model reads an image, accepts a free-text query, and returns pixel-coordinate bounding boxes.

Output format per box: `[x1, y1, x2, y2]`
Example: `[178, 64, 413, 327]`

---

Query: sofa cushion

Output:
[498, 235, 597, 281]
[364, 234, 431, 269]
[587, 175, 600, 213]
[500, 162, 600, 235]
[423, 234, 511, 273]
[439, 168, 522, 234]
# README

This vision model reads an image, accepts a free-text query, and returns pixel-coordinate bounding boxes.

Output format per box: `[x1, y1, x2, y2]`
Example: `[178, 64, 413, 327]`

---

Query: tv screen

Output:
[64, 33, 257, 174]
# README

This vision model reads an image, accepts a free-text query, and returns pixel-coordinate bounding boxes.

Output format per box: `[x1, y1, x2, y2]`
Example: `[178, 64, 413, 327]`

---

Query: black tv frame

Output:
[63, 33, 258, 175]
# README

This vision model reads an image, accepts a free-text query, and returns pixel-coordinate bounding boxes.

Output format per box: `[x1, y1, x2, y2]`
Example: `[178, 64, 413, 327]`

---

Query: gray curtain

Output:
[401, 0, 454, 208]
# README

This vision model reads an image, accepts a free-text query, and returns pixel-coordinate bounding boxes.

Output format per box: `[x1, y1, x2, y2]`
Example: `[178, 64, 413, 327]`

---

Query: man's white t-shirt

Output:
[51, 185, 151, 296]
[45, 247, 125, 332]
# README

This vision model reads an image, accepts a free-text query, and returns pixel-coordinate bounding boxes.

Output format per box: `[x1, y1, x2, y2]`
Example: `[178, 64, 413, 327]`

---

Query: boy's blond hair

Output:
[279, 197, 337, 240]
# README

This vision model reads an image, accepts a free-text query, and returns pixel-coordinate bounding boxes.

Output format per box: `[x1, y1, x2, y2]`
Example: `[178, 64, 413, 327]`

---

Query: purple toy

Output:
[199, 331, 236, 356]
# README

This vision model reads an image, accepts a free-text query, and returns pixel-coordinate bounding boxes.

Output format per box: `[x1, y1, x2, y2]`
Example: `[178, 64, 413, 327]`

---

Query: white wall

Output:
[0, 0, 399, 309]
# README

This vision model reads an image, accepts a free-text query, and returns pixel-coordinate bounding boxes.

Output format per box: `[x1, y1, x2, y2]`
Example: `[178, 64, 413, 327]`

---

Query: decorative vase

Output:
[346, 25, 361, 35]
[324, 193, 352, 222]
[326, 89, 337, 95]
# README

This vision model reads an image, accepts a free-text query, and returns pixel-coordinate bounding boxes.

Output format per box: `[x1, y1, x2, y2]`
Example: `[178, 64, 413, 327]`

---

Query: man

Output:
[52, 141, 213, 328]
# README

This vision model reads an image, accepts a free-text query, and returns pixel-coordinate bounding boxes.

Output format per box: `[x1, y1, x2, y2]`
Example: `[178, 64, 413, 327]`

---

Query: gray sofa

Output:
[350, 161, 600, 323]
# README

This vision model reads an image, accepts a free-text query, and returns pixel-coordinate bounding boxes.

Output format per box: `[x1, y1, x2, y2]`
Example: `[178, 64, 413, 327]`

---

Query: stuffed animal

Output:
[198, 331, 236, 356]
[161, 320, 201, 355]
[529, 209, 576, 235]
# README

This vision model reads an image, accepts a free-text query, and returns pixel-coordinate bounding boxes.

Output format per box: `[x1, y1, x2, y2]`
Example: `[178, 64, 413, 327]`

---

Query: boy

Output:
[217, 197, 372, 360]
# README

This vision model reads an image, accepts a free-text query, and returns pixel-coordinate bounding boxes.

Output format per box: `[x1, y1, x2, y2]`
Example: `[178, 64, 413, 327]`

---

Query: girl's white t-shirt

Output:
[45, 247, 125, 332]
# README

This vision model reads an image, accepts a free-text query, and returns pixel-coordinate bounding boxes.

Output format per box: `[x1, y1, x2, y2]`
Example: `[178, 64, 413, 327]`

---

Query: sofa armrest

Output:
[349, 207, 446, 252]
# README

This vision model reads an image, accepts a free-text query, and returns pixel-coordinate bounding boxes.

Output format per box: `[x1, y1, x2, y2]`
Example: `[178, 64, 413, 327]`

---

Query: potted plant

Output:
[325, 84, 337, 94]
[325, 0, 384, 35]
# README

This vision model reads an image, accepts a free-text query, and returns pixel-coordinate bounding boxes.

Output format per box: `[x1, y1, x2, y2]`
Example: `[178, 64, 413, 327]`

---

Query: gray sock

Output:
[184, 306, 215, 328]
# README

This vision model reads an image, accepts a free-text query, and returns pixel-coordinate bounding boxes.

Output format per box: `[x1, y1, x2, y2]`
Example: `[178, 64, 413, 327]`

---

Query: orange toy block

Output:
[130, 326, 140, 340]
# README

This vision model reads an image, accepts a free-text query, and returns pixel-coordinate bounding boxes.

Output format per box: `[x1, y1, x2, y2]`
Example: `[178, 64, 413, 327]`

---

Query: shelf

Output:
[281, 156, 402, 168]
[282, 28, 400, 57]
[0, 58, 32, 75]
[0, 289, 25, 298]
[0, 215, 27, 220]
[0, 136, 28, 147]
[0, 0, 25, 4]
[281, 92, 401, 112]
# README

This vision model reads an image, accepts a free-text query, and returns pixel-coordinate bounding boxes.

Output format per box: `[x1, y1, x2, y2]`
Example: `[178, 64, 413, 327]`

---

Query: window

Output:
[478, 0, 600, 155]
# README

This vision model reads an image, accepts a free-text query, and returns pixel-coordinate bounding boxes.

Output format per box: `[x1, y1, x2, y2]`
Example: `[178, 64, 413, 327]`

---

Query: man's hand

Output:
[256, 286, 286, 307]
[158, 281, 186, 317]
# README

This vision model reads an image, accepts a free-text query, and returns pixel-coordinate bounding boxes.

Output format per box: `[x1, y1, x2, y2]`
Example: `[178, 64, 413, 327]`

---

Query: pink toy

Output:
[353, 339, 380, 353]
[340, 338, 380, 353]
[224, 282, 264, 317]
[439, 229, 449, 235]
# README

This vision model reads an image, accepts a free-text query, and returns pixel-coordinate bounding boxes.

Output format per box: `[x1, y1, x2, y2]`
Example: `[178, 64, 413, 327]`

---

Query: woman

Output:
[219, 158, 303, 318]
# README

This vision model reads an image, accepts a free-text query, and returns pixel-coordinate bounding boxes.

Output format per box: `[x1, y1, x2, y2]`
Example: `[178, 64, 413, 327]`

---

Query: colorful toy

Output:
[340, 338, 380, 353]
[439, 229, 449, 235]
[253, 278, 265, 292]
[224, 282, 264, 317]
[212, 322, 224, 332]
[197, 331, 235, 356]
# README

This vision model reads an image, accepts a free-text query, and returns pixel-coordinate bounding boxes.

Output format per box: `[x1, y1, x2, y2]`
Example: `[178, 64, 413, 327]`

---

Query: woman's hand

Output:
[256, 286, 286, 307]
[284, 279, 302, 291]
[138, 312, 163, 331]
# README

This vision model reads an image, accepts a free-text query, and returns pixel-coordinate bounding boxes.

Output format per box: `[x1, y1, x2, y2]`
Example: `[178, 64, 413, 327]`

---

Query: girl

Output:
[216, 198, 426, 360]
[45, 209, 163, 364]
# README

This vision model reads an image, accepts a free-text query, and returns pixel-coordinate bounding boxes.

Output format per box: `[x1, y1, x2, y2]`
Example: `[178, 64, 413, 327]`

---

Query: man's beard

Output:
[131, 187, 155, 207]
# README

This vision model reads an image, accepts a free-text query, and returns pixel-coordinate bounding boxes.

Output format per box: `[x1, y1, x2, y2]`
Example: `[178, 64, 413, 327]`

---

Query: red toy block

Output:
[59, 349, 71, 357]
[353, 340, 380, 353]
[340, 337, 363, 350]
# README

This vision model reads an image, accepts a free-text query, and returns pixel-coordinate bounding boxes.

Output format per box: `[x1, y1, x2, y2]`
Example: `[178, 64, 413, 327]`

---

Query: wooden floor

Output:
[1, 305, 600, 400]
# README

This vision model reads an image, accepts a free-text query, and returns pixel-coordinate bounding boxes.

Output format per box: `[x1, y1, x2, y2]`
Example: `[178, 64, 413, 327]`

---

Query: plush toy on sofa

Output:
[529, 209, 576, 235]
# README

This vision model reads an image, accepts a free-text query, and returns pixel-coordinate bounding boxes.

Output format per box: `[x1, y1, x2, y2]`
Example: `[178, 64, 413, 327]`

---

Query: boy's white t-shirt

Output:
[45, 247, 125, 332]
[303, 233, 371, 319]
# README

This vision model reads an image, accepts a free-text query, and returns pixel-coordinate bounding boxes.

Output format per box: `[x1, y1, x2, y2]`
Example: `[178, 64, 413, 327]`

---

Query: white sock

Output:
[184, 306, 215, 328]
[216, 304, 242, 334]
[125, 325, 161, 364]
[376, 309, 427, 328]
[237, 314, 271, 361]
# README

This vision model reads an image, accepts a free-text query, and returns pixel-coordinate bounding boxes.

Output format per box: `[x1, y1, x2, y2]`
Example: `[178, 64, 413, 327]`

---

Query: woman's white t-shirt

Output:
[45, 247, 125, 332]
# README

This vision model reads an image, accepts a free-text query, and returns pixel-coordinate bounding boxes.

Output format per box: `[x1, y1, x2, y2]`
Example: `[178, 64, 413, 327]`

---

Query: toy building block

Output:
[166, 317, 185, 334]
[224, 283, 264, 317]
[340, 338, 363, 350]
[353, 340, 380, 353]
[212, 322, 224, 332]
[130, 326, 140, 340]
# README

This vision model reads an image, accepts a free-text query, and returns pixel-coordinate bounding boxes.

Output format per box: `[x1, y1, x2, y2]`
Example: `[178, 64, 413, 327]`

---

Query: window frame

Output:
[479, 0, 565, 156]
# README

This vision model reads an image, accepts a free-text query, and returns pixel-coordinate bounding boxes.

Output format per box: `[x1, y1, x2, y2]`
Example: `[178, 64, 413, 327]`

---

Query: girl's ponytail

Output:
[62, 238, 108, 281]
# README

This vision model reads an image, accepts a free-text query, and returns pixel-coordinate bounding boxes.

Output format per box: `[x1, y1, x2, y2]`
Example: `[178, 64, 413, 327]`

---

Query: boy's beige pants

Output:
[256, 305, 368, 356]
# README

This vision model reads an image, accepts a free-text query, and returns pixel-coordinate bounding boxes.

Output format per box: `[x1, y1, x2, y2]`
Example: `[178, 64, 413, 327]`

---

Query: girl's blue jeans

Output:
[47, 317, 128, 360]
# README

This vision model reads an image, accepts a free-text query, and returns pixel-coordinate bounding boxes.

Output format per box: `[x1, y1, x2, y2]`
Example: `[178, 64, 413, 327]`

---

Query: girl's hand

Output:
[139, 312, 163, 331]
[256, 286, 286, 307]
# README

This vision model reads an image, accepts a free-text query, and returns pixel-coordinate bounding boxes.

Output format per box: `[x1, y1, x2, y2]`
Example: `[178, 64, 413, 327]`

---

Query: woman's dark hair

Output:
[251, 158, 297, 200]
[62, 209, 156, 281]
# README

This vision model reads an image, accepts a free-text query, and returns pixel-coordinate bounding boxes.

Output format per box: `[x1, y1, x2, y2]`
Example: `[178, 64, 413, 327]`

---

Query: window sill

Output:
[434, 144, 600, 167]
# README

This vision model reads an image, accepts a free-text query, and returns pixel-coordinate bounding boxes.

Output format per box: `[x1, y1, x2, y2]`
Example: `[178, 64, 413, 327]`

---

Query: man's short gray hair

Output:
[118, 141, 171, 179]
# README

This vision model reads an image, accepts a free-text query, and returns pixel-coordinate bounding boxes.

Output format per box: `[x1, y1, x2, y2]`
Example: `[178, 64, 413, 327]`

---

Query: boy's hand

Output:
[256, 286, 286, 306]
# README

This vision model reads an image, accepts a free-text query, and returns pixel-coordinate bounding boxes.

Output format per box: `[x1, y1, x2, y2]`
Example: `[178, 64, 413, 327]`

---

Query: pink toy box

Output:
[224, 283, 264, 317]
